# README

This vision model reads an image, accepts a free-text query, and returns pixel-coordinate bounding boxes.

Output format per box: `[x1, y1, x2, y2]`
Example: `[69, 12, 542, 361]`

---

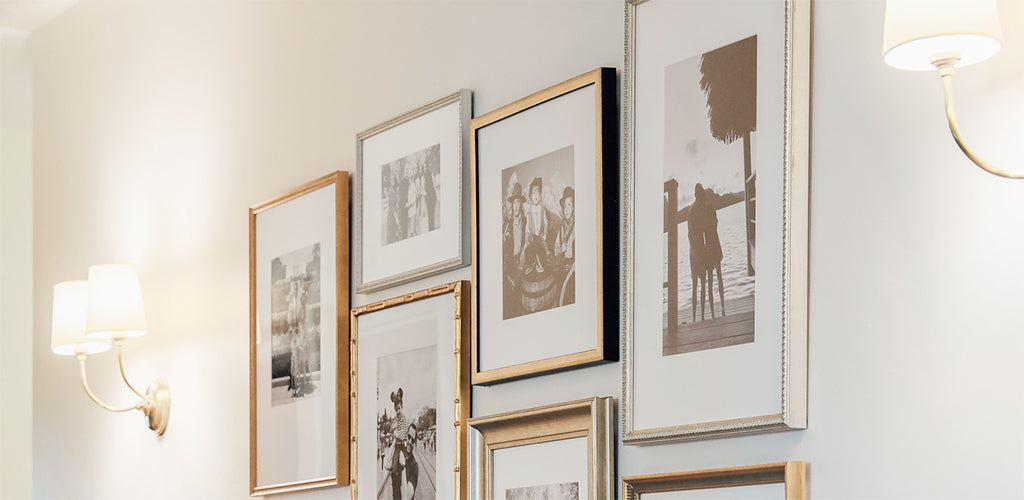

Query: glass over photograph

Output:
[501, 145, 576, 320]
[663, 36, 757, 357]
[381, 143, 442, 246]
[505, 482, 579, 500]
[270, 243, 323, 406]
[376, 345, 439, 500]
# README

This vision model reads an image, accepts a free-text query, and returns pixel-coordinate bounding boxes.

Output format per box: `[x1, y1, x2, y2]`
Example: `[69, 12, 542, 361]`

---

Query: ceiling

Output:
[0, 0, 79, 32]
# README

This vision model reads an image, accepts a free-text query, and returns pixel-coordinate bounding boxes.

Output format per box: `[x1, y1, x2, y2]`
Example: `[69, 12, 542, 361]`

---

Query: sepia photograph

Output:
[500, 145, 576, 320]
[505, 482, 579, 500]
[269, 242, 323, 406]
[376, 345, 439, 500]
[381, 143, 442, 246]
[663, 36, 758, 357]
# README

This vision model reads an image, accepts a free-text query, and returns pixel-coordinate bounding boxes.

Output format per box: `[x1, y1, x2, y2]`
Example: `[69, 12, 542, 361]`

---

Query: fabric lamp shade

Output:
[51, 281, 111, 355]
[84, 264, 148, 340]
[883, 0, 1003, 71]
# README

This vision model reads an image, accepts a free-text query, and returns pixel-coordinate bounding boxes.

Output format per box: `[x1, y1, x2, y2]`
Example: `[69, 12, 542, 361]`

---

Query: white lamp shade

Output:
[84, 264, 148, 340]
[51, 281, 111, 356]
[883, 0, 1003, 71]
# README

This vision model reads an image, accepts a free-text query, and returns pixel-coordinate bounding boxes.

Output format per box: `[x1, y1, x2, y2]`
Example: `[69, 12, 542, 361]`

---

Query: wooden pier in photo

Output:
[663, 295, 755, 356]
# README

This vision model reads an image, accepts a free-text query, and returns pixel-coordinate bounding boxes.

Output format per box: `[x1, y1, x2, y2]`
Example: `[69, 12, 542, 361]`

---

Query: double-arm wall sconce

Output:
[51, 265, 170, 436]
[883, 0, 1022, 179]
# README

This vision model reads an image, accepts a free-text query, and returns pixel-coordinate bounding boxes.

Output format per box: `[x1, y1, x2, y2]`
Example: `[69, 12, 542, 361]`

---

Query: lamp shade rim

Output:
[884, 32, 1002, 71]
[85, 329, 147, 340]
[52, 341, 112, 356]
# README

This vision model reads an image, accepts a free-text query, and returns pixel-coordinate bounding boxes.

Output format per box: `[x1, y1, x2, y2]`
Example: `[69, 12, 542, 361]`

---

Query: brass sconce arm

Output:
[76, 354, 145, 413]
[74, 344, 170, 435]
[114, 339, 147, 400]
[934, 58, 1024, 179]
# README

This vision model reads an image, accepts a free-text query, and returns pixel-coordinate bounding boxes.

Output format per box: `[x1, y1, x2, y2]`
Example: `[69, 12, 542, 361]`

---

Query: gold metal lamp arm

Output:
[113, 339, 146, 399]
[74, 347, 171, 435]
[77, 355, 145, 413]
[935, 60, 1024, 179]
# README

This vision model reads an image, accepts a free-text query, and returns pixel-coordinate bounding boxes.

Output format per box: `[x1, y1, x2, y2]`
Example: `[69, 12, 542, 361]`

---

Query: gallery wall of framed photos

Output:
[252, 1, 810, 498]
[35, 0, 1024, 499]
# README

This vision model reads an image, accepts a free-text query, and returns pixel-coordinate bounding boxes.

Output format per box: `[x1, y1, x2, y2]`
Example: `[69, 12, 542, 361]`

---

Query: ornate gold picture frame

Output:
[249, 171, 350, 495]
[349, 281, 471, 500]
[467, 397, 614, 500]
[622, 462, 807, 500]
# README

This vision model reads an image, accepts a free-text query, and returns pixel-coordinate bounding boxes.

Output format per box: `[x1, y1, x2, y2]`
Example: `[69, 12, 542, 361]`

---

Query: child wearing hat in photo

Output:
[520, 177, 551, 274]
[385, 388, 418, 499]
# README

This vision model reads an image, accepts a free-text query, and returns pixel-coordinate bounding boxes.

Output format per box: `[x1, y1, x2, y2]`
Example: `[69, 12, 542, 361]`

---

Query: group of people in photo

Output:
[382, 161, 440, 245]
[377, 387, 438, 500]
[502, 176, 576, 317]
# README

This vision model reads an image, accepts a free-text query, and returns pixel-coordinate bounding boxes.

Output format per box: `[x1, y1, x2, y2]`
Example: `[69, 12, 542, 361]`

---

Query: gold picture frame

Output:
[349, 281, 472, 500]
[467, 397, 614, 500]
[249, 171, 350, 495]
[470, 67, 618, 385]
[622, 462, 807, 500]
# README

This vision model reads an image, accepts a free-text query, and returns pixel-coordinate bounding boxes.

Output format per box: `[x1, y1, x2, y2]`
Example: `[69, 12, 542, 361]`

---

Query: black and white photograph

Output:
[501, 145, 576, 320]
[663, 36, 757, 357]
[381, 143, 442, 246]
[270, 242, 323, 406]
[505, 482, 579, 500]
[376, 345, 438, 500]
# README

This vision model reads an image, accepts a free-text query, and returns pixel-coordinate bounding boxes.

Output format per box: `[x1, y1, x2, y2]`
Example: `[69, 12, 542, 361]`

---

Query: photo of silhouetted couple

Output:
[663, 35, 758, 356]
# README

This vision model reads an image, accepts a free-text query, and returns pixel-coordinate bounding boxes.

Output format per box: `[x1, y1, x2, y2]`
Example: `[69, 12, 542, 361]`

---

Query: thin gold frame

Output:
[349, 281, 472, 500]
[622, 462, 807, 500]
[467, 397, 614, 500]
[620, 0, 812, 443]
[470, 67, 618, 385]
[249, 171, 350, 495]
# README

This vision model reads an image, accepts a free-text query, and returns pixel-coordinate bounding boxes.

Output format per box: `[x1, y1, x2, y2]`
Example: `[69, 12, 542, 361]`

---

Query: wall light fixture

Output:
[50, 265, 170, 435]
[883, 0, 1022, 179]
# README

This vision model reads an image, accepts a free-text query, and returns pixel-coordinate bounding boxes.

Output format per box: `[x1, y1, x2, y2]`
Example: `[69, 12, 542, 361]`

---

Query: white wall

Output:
[28, 1, 1024, 499]
[0, 28, 33, 500]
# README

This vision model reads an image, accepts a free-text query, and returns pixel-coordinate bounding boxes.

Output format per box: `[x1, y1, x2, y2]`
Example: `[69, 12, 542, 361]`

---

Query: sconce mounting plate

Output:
[144, 378, 170, 436]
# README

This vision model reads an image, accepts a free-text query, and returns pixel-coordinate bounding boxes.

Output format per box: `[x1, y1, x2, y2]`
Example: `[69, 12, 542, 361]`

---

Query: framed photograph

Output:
[249, 171, 350, 495]
[471, 68, 618, 385]
[622, 462, 807, 500]
[355, 90, 472, 293]
[621, 0, 811, 443]
[467, 397, 614, 500]
[349, 281, 471, 500]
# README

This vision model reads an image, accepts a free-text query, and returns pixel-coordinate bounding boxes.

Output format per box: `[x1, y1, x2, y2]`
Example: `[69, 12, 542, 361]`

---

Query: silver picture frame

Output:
[354, 89, 472, 294]
[620, 0, 811, 443]
[467, 397, 614, 500]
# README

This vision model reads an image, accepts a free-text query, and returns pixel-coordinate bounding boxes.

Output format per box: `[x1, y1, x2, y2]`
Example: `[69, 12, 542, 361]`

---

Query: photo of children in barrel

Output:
[376, 346, 438, 500]
[501, 145, 576, 320]
[269, 243, 323, 406]
[663, 35, 758, 356]
[381, 144, 442, 246]
[506, 482, 579, 500]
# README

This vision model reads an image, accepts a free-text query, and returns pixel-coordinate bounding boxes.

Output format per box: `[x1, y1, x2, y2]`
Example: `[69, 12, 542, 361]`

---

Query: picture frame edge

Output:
[619, 0, 813, 444]
[466, 396, 614, 500]
[248, 170, 351, 494]
[348, 280, 472, 500]
[470, 66, 618, 386]
[353, 89, 473, 294]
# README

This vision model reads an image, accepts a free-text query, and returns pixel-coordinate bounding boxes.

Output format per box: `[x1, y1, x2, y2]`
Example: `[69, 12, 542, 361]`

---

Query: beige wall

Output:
[28, 1, 1024, 499]
[1, 28, 33, 500]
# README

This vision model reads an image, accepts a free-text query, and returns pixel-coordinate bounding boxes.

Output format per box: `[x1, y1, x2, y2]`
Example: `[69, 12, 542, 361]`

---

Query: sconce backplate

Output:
[144, 378, 170, 436]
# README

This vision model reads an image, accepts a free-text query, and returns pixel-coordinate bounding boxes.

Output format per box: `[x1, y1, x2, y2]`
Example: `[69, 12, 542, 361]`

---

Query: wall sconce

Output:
[883, 0, 1022, 179]
[50, 265, 170, 436]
